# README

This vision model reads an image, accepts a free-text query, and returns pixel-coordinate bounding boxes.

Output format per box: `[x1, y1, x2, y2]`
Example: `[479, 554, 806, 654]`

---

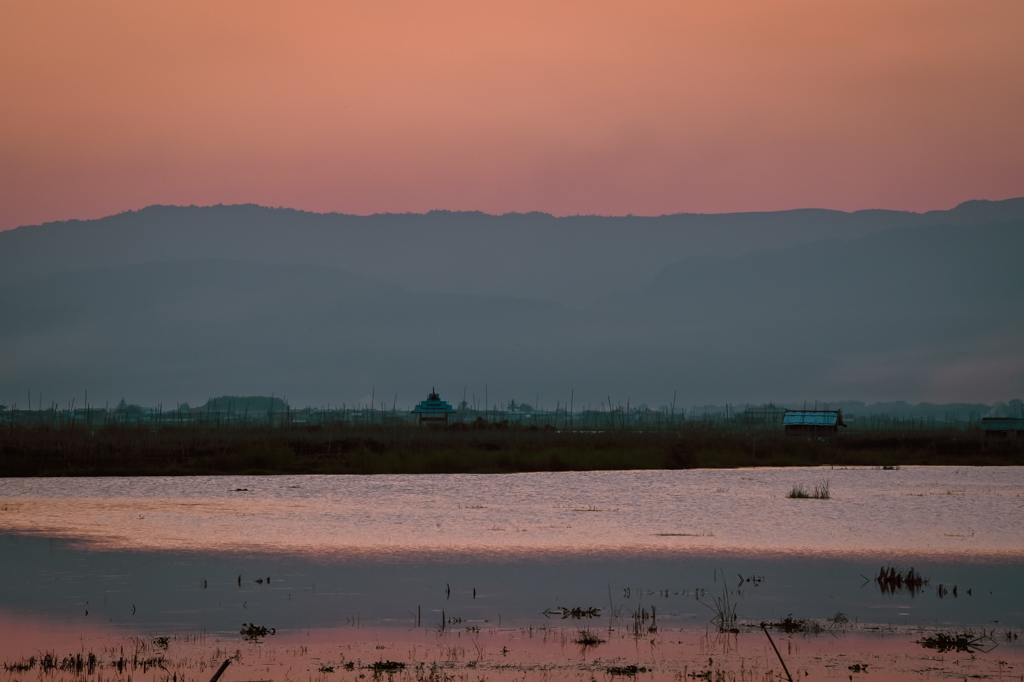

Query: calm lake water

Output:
[1, 467, 1022, 634]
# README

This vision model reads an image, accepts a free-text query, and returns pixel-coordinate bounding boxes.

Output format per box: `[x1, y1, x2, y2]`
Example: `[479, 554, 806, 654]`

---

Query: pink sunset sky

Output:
[2, 0, 1022, 231]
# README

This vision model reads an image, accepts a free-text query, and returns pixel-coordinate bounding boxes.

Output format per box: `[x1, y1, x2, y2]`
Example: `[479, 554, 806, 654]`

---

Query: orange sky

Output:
[2, 0, 1022, 230]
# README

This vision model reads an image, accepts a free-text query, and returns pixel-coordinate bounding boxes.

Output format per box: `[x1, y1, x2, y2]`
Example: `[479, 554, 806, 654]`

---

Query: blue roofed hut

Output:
[981, 417, 1024, 438]
[411, 389, 456, 425]
[782, 410, 846, 435]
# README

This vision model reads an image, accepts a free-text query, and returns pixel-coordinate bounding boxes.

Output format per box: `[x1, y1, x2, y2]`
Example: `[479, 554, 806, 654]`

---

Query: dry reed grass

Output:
[0, 420, 1018, 476]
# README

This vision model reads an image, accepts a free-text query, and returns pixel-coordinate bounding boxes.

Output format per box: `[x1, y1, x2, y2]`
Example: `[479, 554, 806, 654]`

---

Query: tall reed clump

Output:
[787, 479, 831, 499]
[874, 565, 927, 594]
[706, 585, 738, 632]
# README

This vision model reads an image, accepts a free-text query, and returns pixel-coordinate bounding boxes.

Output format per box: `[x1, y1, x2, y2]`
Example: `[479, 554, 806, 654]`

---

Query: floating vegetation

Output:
[607, 664, 648, 676]
[572, 629, 606, 648]
[874, 565, 928, 595]
[3, 657, 36, 672]
[240, 622, 276, 642]
[761, 615, 807, 634]
[787, 479, 830, 499]
[1, 623, 1016, 682]
[32, 652, 103, 675]
[109, 650, 166, 674]
[152, 636, 170, 650]
[917, 630, 997, 653]
[543, 606, 600, 619]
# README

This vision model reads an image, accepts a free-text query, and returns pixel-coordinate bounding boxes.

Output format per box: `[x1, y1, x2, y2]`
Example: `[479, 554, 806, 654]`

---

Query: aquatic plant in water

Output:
[787, 479, 831, 499]
[705, 585, 738, 633]
[874, 565, 928, 595]
[240, 623, 276, 642]
[917, 630, 997, 653]
[573, 629, 606, 649]
[761, 614, 807, 634]
[606, 665, 648, 676]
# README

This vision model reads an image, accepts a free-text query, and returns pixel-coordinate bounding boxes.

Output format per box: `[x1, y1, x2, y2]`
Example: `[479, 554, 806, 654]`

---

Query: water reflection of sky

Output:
[1, 468, 1021, 635]
[1, 468, 1022, 557]
[2, 534, 1022, 634]
[3, 613, 1019, 682]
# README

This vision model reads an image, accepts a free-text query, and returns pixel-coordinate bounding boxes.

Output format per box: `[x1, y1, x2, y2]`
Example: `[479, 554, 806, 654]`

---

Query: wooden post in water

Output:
[761, 625, 794, 682]
[209, 659, 231, 682]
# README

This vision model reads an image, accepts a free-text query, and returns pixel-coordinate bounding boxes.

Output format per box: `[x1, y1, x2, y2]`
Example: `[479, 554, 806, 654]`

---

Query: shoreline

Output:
[2, 425, 1021, 477]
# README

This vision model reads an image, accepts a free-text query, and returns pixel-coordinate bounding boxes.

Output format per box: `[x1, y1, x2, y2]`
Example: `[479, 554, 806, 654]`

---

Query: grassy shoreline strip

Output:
[0, 424, 1020, 476]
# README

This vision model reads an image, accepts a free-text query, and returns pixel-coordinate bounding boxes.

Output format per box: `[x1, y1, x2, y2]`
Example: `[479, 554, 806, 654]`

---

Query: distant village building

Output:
[411, 389, 456, 425]
[981, 417, 1024, 438]
[782, 410, 846, 435]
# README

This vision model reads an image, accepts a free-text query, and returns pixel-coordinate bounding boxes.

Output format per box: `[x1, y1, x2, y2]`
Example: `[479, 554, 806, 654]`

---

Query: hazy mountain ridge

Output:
[824, 400, 999, 419]
[3, 198, 1023, 307]
[627, 222, 1022, 322]
[1, 214, 1021, 407]
[0, 259, 606, 406]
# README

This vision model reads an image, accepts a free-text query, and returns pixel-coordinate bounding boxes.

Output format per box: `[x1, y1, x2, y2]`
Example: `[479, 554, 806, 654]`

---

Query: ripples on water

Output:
[1, 467, 1022, 633]
[1, 467, 1022, 557]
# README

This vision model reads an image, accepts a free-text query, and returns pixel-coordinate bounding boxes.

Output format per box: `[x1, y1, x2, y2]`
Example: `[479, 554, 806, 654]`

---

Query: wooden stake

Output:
[761, 625, 794, 682]
[209, 659, 231, 682]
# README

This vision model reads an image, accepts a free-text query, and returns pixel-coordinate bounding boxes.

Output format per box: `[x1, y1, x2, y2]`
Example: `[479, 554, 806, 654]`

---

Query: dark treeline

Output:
[1, 420, 1020, 477]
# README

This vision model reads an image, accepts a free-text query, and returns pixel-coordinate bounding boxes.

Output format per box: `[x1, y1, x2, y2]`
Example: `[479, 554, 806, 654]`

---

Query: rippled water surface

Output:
[1, 467, 1023, 635]
[1, 467, 1022, 557]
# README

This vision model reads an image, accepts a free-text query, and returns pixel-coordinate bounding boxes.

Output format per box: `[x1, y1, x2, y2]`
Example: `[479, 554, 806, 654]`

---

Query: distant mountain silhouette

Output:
[602, 222, 1024, 400]
[0, 209, 1020, 407]
[3, 198, 1023, 307]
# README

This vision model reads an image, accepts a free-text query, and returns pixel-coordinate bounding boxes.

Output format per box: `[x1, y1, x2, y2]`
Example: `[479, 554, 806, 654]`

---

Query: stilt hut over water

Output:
[783, 410, 846, 435]
[411, 389, 456, 425]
